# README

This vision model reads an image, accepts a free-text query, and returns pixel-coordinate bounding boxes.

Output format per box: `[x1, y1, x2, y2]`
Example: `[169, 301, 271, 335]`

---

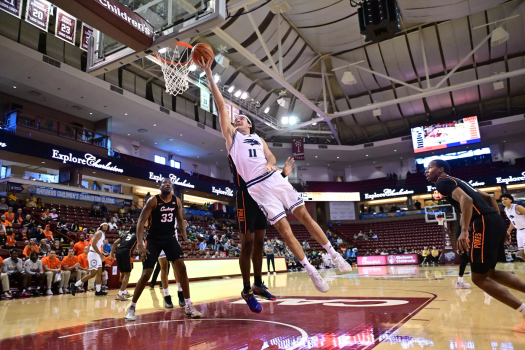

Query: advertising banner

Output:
[55, 8, 77, 45]
[8, 183, 128, 206]
[25, 0, 51, 31]
[0, 0, 22, 18]
[357, 254, 419, 266]
[329, 201, 356, 220]
[200, 88, 210, 112]
[80, 23, 94, 51]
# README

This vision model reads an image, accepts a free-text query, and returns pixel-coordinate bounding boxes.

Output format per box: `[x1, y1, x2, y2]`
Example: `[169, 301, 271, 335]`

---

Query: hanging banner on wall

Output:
[225, 103, 232, 122]
[55, 8, 77, 45]
[25, 0, 51, 31]
[292, 137, 305, 160]
[213, 101, 218, 116]
[0, 0, 23, 18]
[231, 105, 240, 123]
[80, 23, 94, 51]
[200, 88, 210, 112]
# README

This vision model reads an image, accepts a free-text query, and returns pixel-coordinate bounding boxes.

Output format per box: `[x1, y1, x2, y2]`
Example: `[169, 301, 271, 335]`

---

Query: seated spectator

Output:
[42, 209, 51, 222]
[198, 241, 207, 250]
[24, 251, 45, 295]
[43, 224, 54, 242]
[70, 220, 80, 232]
[38, 239, 50, 257]
[50, 209, 58, 221]
[223, 239, 231, 252]
[204, 251, 211, 258]
[92, 203, 101, 211]
[100, 203, 107, 213]
[102, 239, 112, 256]
[7, 192, 18, 206]
[61, 248, 82, 292]
[108, 220, 118, 231]
[363, 233, 369, 240]
[111, 213, 121, 224]
[1, 215, 11, 227]
[5, 229, 16, 249]
[124, 213, 135, 224]
[25, 194, 37, 208]
[84, 226, 95, 235]
[57, 217, 69, 235]
[0, 229, 6, 248]
[212, 251, 220, 258]
[31, 225, 46, 242]
[380, 249, 389, 256]
[353, 233, 358, 240]
[371, 232, 378, 239]
[13, 208, 24, 224]
[395, 247, 405, 254]
[302, 240, 310, 249]
[15, 227, 28, 242]
[210, 223, 216, 230]
[357, 231, 364, 239]
[0, 198, 8, 212]
[118, 226, 128, 238]
[42, 250, 68, 294]
[3, 249, 30, 297]
[5, 207, 14, 224]
[74, 234, 89, 255]
[35, 197, 44, 209]
[53, 241, 64, 257]
[22, 214, 35, 230]
[23, 238, 40, 257]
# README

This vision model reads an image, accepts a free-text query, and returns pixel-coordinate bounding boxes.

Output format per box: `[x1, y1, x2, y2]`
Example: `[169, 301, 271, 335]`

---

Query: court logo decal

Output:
[445, 252, 456, 261]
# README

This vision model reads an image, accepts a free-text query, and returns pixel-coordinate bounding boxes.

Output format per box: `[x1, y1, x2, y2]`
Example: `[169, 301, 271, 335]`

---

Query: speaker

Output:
[357, 0, 401, 43]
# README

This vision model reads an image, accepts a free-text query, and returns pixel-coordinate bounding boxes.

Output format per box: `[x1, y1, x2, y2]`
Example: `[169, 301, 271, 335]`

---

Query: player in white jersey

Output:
[71, 223, 108, 296]
[501, 194, 525, 257]
[199, 58, 352, 293]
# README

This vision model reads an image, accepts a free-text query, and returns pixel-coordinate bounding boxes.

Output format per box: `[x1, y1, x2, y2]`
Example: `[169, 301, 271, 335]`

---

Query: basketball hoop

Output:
[154, 42, 194, 97]
[436, 217, 445, 226]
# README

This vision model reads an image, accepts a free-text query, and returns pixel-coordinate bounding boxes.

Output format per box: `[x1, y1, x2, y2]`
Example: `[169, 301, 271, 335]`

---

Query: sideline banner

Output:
[357, 254, 419, 266]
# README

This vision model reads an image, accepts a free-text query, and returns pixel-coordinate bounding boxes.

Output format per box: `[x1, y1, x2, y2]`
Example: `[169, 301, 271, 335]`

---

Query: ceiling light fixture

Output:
[228, 85, 235, 93]
[189, 63, 197, 72]
[13, 86, 16, 89]
[234, 89, 242, 98]
[213, 74, 221, 83]
[125, 113, 128, 116]
[158, 47, 167, 54]
[264, 107, 270, 114]
[240, 92, 248, 99]
[491, 27, 509, 46]
[342, 71, 357, 85]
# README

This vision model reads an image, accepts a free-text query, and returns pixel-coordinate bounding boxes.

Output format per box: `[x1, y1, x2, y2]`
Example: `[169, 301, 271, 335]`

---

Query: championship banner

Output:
[55, 8, 77, 45]
[231, 106, 240, 123]
[0, 0, 23, 18]
[25, 0, 51, 31]
[200, 88, 210, 112]
[80, 22, 94, 51]
[292, 137, 305, 160]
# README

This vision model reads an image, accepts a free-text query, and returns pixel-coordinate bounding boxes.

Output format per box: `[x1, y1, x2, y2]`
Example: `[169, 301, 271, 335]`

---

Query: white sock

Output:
[118, 290, 123, 296]
[130, 302, 136, 308]
[124, 289, 128, 294]
[322, 242, 337, 257]
[164, 288, 170, 297]
[458, 277, 463, 283]
[75, 280, 82, 287]
[299, 257, 317, 274]
[96, 284, 101, 292]
[185, 298, 192, 306]
[517, 303, 525, 316]
[177, 282, 182, 292]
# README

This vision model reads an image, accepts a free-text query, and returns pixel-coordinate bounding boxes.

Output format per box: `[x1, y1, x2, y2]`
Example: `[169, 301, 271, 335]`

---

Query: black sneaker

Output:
[164, 295, 174, 308]
[177, 291, 185, 307]
[95, 291, 108, 296]
[70, 283, 77, 297]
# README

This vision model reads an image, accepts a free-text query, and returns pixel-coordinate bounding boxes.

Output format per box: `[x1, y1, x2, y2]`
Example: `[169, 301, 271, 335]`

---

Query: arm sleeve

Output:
[435, 178, 458, 197]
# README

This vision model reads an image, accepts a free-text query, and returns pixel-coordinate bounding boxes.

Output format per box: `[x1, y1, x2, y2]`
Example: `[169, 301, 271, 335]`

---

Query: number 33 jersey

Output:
[229, 130, 268, 184]
[148, 194, 178, 237]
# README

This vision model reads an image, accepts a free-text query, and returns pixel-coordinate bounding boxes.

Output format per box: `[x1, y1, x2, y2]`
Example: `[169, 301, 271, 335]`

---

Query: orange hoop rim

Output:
[154, 42, 194, 66]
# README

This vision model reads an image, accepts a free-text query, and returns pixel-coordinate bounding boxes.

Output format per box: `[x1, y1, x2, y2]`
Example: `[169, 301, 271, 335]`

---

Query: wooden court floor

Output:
[1, 263, 525, 349]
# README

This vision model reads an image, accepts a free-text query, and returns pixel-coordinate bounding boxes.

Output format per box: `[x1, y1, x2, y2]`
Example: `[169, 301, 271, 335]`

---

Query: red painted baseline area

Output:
[0, 296, 433, 349]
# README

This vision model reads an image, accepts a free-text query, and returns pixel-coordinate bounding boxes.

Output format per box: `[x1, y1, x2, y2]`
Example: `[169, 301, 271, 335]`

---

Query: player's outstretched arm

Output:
[261, 139, 277, 173]
[451, 188, 473, 253]
[175, 197, 189, 242]
[198, 58, 235, 144]
[477, 189, 499, 212]
[136, 197, 156, 259]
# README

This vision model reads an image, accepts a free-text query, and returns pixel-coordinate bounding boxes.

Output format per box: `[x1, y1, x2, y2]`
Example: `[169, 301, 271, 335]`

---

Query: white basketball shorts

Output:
[517, 228, 525, 250]
[247, 171, 304, 225]
[87, 251, 102, 271]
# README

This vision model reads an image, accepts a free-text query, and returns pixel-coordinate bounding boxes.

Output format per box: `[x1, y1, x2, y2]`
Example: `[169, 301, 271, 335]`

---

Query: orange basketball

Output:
[192, 43, 215, 67]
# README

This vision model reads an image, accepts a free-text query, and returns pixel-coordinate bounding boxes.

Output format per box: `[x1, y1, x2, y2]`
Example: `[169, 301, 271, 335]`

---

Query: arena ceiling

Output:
[125, 0, 525, 146]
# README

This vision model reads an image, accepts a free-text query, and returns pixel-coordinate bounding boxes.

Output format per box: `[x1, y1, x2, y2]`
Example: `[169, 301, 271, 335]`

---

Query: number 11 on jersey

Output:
[249, 149, 257, 157]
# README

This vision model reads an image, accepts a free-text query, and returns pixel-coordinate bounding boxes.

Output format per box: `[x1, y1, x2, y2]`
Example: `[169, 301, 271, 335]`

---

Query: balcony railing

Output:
[4, 109, 108, 148]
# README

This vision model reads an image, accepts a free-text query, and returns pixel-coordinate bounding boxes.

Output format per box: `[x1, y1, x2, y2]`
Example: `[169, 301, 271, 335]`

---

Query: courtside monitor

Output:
[411, 116, 481, 154]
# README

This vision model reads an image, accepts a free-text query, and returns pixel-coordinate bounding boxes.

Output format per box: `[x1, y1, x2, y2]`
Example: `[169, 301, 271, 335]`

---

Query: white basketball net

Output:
[155, 44, 192, 96]
[437, 216, 446, 227]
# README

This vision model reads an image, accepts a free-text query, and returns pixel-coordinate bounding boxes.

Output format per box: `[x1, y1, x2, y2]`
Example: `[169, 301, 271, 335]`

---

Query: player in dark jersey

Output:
[228, 153, 295, 313]
[125, 178, 201, 321]
[110, 226, 137, 301]
[426, 159, 525, 333]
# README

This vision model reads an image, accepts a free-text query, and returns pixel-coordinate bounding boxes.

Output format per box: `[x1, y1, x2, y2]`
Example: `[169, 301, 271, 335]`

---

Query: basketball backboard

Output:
[424, 204, 456, 223]
[87, 0, 226, 76]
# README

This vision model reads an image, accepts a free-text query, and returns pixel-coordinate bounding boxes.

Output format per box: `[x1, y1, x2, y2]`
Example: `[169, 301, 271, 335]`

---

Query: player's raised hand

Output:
[282, 157, 295, 177]
[198, 57, 213, 74]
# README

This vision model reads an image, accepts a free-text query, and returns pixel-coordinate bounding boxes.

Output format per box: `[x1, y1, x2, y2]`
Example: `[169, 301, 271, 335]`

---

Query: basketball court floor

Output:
[1, 264, 524, 349]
